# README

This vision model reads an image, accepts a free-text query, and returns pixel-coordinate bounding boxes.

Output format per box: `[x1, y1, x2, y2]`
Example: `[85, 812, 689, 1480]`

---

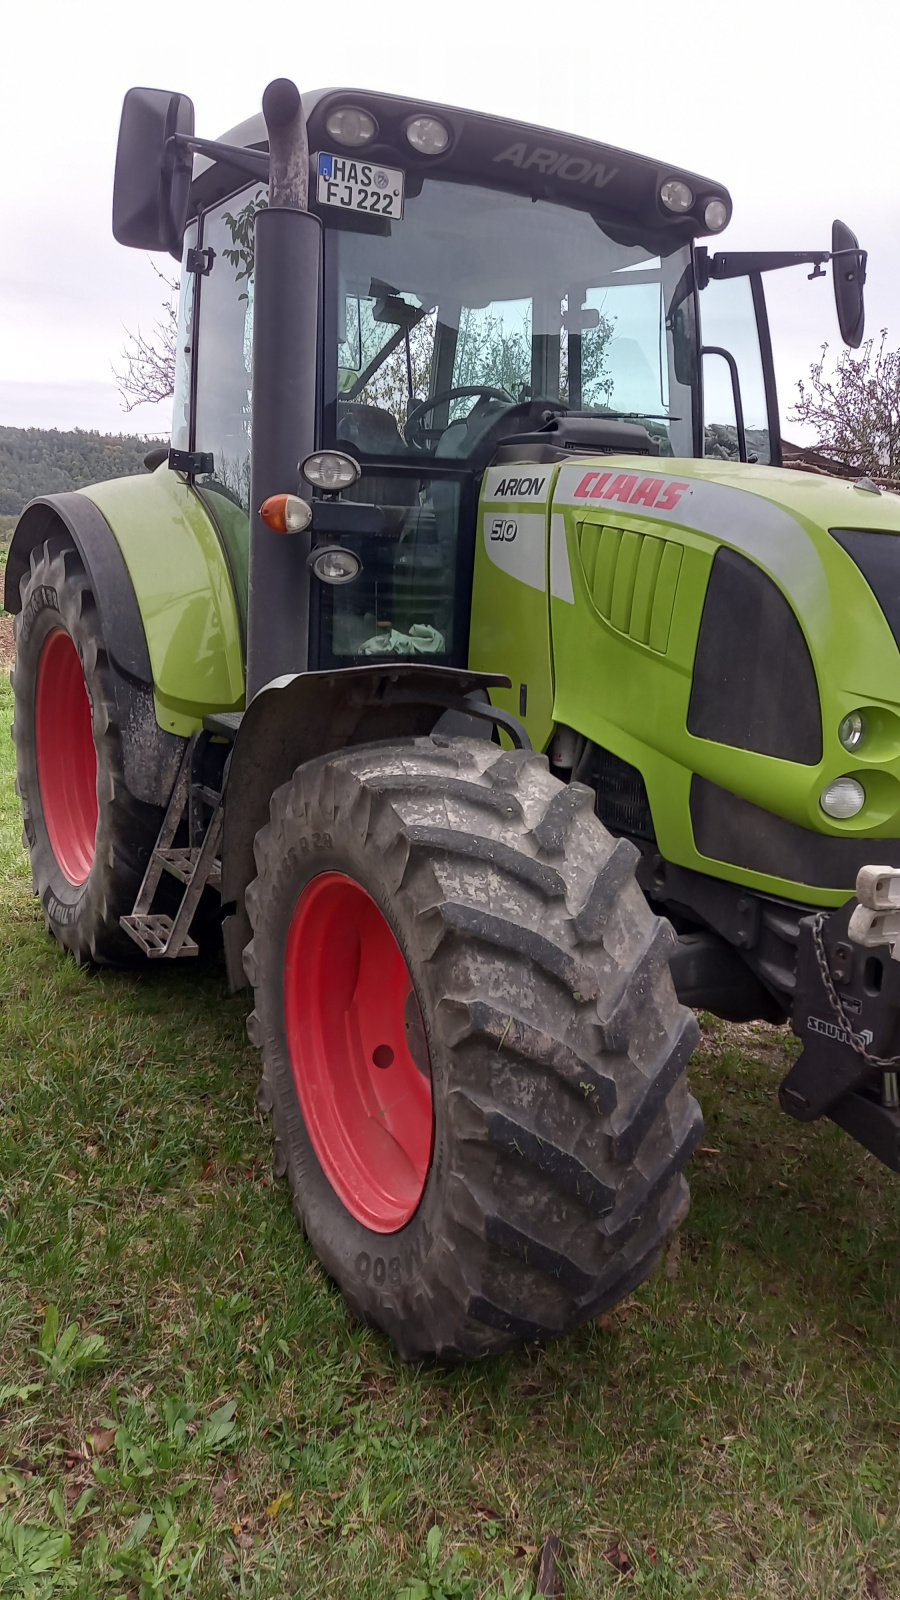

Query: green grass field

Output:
[0, 672, 897, 1598]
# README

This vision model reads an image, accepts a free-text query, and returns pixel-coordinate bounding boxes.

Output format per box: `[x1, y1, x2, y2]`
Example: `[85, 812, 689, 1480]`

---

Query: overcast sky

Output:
[2, 0, 898, 441]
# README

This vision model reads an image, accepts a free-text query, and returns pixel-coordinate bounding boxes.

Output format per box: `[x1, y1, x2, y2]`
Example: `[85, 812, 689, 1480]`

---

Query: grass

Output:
[0, 673, 897, 1598]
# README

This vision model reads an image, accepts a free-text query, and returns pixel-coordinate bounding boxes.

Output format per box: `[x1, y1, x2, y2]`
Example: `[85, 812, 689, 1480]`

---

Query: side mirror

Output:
[113, 87, 195, 256]
[832, 219, 866, 349]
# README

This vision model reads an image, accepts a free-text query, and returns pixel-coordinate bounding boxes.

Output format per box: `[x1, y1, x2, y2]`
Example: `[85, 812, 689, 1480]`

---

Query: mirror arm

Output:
[697, 245, 832, 285]
[169, 132, 270, 182]
[701, 345, 748, 463]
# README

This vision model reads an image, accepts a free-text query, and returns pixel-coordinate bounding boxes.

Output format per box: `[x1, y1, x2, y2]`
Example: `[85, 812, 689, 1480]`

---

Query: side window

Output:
[194, 185, 267, 509]
[700, 275, 771, 463]
[171, 222, 198, 452]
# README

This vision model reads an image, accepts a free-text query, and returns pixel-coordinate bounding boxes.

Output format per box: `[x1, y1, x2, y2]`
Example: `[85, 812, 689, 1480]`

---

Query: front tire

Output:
[11, 537, 171, 964]
[245, 736, 703, 1360]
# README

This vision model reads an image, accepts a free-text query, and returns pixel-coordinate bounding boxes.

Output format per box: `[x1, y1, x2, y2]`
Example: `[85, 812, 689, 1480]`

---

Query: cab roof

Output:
[189, 86, 731, 244]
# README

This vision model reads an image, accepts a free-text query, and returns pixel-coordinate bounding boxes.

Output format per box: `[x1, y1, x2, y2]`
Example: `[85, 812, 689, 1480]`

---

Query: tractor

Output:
[4, 79, 897, 1362]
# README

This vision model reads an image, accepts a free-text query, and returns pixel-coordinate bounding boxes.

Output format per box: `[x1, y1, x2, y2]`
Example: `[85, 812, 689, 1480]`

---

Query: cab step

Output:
[120, 913, 200, 958]
[120, 731, 227, 959]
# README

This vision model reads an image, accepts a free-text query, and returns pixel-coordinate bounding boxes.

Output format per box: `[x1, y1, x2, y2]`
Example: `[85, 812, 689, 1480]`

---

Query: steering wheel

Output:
[403, 385, 515, 451]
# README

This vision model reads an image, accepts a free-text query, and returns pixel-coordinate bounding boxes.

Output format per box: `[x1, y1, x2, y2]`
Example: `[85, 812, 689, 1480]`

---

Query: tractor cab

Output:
[156, 87, 728, 683]
[140, 85, 865, 694]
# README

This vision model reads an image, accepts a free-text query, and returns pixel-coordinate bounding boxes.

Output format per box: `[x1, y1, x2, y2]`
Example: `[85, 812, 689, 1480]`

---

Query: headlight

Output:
[660, 179, 694, 213]
[839, 711, 866, 752]
[704, 198, 728, 232]
[301, 450, 361, 493]
[324, 107, 377, 147]
[308, 546, 363, 585]
[820, 777, 866, 819]
[405, 116, 450, 155]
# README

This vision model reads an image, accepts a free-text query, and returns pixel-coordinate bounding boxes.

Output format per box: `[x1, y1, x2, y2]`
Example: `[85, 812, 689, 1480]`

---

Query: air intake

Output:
[576, 523, 683, 652]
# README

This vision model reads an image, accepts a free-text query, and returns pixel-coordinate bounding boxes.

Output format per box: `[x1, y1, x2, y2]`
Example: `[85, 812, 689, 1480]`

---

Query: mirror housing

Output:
[113, 87, 195, 256]
[832, 219, 866, 349]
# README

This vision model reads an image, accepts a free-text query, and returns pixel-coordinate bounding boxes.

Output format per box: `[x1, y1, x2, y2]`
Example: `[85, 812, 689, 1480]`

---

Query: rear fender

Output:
[220, 664, 509, 988]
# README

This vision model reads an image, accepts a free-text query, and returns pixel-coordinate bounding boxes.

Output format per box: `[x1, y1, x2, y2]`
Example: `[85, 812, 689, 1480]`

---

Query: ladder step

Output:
[156, 847, 222, 889]
[121, 913, 199, 959]
[203, 711, 243, 739]
[192, 784, 223, 809]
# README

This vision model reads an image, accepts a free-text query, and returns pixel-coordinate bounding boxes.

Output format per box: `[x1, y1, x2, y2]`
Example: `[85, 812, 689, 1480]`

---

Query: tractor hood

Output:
[470, 456, 900, 907]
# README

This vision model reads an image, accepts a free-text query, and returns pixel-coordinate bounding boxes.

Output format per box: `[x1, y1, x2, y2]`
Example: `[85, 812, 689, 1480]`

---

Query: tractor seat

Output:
[338, 403, 420, 533]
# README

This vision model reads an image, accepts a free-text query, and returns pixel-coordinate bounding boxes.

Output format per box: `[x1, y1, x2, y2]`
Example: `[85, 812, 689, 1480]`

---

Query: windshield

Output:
[326, 178, 697, 460]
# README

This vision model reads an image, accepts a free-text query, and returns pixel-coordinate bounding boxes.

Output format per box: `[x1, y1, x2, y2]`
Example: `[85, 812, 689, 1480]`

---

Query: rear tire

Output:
[11, 537, 171, 964]
[245, 736, 703, 1361]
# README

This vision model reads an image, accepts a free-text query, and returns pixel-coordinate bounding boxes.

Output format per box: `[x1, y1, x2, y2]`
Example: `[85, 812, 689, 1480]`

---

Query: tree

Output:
[791, 329, 900, 478]
[114, 263, 178, 411]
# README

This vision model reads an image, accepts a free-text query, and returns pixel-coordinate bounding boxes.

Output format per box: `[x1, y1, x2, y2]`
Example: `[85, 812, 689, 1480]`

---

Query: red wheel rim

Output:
[284, 873, 434, 1233]
[35, 629, 98, 886]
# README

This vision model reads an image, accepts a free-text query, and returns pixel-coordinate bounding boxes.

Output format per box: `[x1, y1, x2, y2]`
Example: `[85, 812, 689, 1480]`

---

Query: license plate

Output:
[316, 152, 404, 219]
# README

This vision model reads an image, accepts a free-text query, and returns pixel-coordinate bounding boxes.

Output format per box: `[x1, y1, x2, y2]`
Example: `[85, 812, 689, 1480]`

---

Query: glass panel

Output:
[171, 221, 198, 452]
[194, 185, 267, 509]
[700, 274, 771, 463]
[328, 179, 696, 459]
[315, 477, 463, 668]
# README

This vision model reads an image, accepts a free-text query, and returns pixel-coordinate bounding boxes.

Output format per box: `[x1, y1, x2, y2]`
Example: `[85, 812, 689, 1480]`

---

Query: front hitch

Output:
[784, 868, 900, 1171]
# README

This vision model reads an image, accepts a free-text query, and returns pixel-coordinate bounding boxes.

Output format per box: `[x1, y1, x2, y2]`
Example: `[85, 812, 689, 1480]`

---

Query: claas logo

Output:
[573, 471, 690, 512]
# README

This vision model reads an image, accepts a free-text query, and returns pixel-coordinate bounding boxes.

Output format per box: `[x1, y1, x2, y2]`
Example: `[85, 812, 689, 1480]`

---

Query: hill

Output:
[0, 425, 165, 522]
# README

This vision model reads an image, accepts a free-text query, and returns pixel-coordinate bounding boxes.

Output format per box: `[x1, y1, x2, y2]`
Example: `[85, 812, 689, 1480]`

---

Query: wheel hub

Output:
[284, 872, 434, 1233]
[35, 629, 98, 886]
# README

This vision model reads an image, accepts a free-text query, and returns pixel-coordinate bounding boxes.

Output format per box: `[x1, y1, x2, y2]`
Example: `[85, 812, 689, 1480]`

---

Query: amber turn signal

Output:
[259, 493, 313, 534]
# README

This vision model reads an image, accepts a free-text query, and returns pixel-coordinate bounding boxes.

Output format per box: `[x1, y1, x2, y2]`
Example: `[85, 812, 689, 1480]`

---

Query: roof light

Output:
[660, 179, 694, 213]
[308, 545, 363, 585]
[301, 450, 361, 493]
[405, 116, 450, 155]
[259, 493, 312, 534]
[821, 776, 866, 819]
[324, 107, 377, 147]
[704, 198, 728, 232]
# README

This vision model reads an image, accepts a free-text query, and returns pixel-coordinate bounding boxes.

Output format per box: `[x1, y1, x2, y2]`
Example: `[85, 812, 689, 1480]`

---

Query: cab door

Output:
[698, 271, 781, 466]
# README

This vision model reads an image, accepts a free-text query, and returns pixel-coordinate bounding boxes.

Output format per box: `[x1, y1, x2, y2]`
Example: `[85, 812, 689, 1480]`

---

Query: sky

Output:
[1, 0, 898, 442]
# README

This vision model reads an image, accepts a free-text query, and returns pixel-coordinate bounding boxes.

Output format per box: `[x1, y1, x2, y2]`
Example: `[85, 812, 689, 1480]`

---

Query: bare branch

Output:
[114, 262, 179, 412]
[790, 329, 900, 478]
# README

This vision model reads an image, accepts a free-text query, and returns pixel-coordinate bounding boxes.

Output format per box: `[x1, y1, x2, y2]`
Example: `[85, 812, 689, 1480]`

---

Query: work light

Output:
[324, 107, 377, 147]
[660, 179, 694, 213]
[704, 198, 728, 232]
[405, 116, 450, 155]
[301, 451, 361, 494]
[308, 546, 363, 585]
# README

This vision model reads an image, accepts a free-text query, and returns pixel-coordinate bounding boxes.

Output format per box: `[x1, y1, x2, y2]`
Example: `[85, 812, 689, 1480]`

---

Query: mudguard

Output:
[4, 491, 184, 805]
[4, 492, 153, 681]
[220, 663, 509, 988]
[5, 470, 246, 740]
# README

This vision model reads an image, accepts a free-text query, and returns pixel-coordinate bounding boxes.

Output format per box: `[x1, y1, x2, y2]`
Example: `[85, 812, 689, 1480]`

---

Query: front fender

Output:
[6, 470, 247, 739]
[83, 469, 246, 736]
[220, 663, 507, 988]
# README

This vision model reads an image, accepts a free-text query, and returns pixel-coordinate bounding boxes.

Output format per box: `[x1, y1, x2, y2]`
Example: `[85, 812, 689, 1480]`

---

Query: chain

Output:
[810, 913, 900, 1070]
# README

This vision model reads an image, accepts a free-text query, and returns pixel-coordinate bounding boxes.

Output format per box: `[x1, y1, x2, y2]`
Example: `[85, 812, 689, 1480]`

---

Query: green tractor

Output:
[5, 79, 896, 1360]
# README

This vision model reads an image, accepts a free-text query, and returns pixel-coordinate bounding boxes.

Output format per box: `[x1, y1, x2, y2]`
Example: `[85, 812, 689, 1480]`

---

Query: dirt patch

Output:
[0, 613, 15, 671]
